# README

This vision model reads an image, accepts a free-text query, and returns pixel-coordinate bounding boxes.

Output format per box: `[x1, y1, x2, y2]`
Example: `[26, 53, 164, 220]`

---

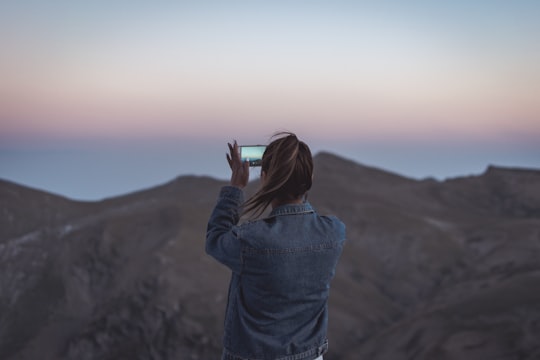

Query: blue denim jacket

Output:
[206, 186, 346, 360]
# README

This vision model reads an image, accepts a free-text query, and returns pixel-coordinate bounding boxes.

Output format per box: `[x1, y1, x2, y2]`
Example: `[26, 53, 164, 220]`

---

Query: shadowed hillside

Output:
[1, 152, 539, 359]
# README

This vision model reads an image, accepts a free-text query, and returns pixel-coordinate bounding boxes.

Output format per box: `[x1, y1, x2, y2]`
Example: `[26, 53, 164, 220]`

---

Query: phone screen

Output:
[240, 145, 266, 167]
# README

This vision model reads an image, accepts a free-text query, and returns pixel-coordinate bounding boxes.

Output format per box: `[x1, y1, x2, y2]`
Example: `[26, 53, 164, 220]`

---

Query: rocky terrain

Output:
[1, 152, 539, 359]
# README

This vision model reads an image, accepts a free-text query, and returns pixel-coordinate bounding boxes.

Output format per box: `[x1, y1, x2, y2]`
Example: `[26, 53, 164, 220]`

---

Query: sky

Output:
[1, 0, 539, 200]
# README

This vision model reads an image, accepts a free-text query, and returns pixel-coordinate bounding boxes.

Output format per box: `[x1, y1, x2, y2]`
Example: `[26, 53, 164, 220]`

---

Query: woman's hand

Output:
[227, 141, 249, 189]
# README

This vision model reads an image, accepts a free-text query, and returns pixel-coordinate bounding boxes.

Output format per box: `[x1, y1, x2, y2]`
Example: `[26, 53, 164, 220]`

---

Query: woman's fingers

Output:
[227, 140, 249, 188]
[227, 142, 234, 169]
[227, 141, 242, 168]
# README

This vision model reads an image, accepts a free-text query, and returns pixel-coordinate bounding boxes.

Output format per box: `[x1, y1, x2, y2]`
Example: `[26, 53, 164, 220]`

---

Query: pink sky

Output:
[1, 1, 539, 199]
[1, 1, 539, 144]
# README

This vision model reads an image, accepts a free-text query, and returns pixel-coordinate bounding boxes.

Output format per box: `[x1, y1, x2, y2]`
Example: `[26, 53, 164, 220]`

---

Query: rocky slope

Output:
[1, 153, 539, 359]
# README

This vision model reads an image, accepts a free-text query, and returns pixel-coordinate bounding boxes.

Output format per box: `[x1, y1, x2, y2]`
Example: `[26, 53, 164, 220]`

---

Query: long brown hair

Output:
[243, 132, 313, 217]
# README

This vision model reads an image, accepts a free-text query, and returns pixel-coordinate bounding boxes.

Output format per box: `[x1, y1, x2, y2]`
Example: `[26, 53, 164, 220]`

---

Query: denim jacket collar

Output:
[269, 202, 315, 217]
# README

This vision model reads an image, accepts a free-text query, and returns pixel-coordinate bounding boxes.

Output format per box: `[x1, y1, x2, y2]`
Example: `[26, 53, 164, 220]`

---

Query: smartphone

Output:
[240, 145, 266, 167]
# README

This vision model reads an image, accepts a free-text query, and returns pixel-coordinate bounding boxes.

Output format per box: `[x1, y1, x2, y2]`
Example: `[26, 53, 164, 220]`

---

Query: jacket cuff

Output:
[219, 186, 244, 204]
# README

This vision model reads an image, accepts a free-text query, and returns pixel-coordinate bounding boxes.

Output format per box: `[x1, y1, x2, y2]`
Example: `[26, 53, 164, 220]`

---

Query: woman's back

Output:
[223, 202, 345, 358]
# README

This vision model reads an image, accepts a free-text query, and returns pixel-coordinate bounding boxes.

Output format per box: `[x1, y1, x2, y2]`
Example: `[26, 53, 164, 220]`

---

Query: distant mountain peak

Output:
[484, 164, 540, 176]
[313, 151, 415, 183]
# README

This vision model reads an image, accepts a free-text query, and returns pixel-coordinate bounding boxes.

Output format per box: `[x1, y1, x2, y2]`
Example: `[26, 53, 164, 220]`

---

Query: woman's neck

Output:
[271, 197, 304, 209]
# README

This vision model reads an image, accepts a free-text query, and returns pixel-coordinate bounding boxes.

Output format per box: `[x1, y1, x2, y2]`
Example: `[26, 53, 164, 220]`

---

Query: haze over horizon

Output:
[1, 0, 539, 200]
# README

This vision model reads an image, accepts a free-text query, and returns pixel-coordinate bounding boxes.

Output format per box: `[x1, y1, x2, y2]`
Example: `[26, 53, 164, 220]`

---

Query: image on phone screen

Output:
[240, 145, 266, 166]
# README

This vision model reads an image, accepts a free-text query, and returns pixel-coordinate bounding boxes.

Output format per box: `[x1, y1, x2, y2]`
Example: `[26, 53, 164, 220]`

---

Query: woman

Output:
[206, 132, 345, 360]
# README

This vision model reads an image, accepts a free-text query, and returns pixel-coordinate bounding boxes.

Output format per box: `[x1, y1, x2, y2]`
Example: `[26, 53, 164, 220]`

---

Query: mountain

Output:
[311, 153, 540, 359]
[1, 152, 539, 359]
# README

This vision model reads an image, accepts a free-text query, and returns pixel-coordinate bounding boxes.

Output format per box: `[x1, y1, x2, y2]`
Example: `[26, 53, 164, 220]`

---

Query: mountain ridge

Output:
[1, 152, 539, 359]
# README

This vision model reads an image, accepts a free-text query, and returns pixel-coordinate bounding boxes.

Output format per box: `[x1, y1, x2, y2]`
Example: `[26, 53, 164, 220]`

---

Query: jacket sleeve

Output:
[206, 186, 244, 273]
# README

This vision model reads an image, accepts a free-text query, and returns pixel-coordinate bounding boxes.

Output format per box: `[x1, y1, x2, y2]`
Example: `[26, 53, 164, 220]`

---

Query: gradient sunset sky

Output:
[1, 0, 539, 200]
